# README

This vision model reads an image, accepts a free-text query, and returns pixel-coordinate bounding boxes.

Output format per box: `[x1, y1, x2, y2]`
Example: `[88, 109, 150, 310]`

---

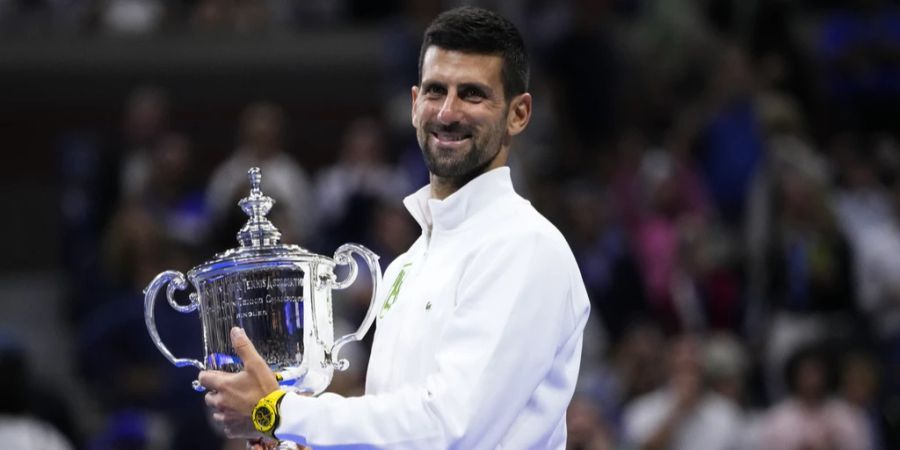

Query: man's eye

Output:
[425, 85, 445, 96]
[461, 88, 485, 100]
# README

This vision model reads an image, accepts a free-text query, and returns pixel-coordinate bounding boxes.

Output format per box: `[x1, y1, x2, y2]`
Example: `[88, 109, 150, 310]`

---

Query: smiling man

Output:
[199, 6, 590, 449]
[414, 45, 520, 199]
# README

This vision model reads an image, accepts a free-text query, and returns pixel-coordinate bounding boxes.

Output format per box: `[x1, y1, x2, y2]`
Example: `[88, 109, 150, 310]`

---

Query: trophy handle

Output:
[143, 270, 205, 371]
[329, 243, 382, 371]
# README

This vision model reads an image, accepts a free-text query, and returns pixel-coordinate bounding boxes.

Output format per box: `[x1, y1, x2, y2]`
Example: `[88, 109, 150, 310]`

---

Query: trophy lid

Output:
[187, 167, 325, 282]
[237, 167, 281, 247]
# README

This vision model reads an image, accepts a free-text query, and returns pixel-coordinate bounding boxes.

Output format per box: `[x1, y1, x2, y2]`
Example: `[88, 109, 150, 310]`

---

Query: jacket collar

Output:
[403, 166, 515, 234]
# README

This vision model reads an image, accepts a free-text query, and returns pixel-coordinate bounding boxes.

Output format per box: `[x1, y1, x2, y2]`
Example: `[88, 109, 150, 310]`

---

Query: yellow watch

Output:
[252, 389, 287, 437]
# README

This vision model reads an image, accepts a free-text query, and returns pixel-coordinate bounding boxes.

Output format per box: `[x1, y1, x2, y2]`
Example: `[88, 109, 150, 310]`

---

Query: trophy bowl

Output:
[143, 167, 381, 395]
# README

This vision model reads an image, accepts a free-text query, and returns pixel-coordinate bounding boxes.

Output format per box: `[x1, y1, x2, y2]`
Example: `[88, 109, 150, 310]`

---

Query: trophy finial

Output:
[237, 167, 282, 247]
[249, 167, 262, 195]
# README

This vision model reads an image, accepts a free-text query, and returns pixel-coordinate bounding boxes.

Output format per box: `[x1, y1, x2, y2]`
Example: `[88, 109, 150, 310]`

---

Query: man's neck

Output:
[429, 174, 465, 200]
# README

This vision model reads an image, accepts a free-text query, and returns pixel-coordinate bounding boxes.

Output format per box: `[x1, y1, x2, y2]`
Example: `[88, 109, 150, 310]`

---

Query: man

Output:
[199, 6, 591, 448]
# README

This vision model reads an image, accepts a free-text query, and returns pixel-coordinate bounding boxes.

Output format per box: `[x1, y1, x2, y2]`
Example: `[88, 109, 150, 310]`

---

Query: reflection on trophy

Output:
[143, 167, 382, 397]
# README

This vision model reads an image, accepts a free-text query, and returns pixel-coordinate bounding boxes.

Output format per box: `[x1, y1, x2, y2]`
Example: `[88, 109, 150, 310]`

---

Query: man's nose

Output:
[437, 94, 463, 124]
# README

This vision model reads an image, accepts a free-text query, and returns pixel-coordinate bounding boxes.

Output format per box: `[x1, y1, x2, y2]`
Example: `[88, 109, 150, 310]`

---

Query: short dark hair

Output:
[418, 6, 529, 101]
[784, 345, 835, 395]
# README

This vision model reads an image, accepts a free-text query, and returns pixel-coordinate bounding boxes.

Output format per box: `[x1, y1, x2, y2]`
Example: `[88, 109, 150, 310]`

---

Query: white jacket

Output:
[276, 167, 590, 449]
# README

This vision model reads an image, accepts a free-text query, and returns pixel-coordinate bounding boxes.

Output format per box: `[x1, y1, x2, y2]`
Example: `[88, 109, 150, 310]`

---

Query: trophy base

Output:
[247, 438, 308, 450]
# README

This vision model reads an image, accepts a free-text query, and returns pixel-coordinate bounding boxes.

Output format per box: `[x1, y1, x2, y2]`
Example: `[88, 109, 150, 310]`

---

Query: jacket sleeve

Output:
[274, 232, 588, 449]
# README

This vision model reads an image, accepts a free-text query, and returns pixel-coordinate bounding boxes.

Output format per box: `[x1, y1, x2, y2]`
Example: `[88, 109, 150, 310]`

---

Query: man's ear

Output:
[411, 85, 419, 127]
[507, 93, 532, 136]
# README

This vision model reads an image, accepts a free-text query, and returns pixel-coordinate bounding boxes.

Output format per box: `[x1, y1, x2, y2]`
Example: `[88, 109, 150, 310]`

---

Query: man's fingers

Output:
[230, 327, 268, 372]
[198, 370, 225, 392]
[205, 390, 228, 411]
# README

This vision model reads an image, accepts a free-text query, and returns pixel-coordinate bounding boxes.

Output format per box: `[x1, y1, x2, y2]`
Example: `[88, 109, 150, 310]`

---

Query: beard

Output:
[417, 117, 506, 180]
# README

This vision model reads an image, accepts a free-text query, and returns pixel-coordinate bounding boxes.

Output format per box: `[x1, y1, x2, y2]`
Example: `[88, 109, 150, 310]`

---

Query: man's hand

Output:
[199, 327, 281, 438]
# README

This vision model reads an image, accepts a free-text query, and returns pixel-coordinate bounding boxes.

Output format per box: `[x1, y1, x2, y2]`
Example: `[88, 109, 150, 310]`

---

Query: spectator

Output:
[365, 201, 418, 266]
[818, 0, 900, 132]
[743, 89, 811, 344]
[566, 395, 615, 450]
[119, 86, 171, 201]
[761, 137, 859, 398]
[0, 335, 75, 450]
[206, 102, 315, 248]
[100, 0, 167, 34]
[542, 0, 622, 158]
[623, 334, 743, 450]
[703, 332, 749, 405]
[190, 0, 275, 33]
[749, 0, 818, 124]
[87, 131, 217, 450]
[839, 351, 892, 449]
[576, 321, 665, 446]
[314, 117, 411, 250]
[831, 135, 900, 337]
[628, 116, 733, 332]
[697, 45, 764, 226]
[559, 181, 646, 344]
[103, 131, 205, 288]
[758, 345, 870, 450]
[704, 332, 762, 449]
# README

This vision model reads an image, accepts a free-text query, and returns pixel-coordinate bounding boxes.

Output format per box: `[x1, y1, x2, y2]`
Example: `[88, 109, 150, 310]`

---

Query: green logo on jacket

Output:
[380, 262, 412, 318]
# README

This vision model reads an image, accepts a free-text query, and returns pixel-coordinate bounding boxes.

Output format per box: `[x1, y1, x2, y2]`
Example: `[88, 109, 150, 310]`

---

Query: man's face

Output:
[412, 47, 511, 180]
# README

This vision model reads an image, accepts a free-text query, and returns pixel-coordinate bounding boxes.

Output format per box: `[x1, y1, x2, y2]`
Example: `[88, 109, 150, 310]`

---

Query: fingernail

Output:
[231, 327, 245, 339]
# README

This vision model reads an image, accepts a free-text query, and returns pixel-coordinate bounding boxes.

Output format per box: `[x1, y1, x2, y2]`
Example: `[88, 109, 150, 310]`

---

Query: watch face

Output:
[254, 406, 275, 431]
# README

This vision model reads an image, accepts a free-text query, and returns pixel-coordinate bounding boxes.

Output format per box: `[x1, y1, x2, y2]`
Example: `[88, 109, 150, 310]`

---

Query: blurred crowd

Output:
[0, 0, 387, 34]
[2, 0, 900, 449]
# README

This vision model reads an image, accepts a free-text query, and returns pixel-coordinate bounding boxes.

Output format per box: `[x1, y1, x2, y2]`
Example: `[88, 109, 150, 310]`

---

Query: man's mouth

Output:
[431, 131, 472, 145]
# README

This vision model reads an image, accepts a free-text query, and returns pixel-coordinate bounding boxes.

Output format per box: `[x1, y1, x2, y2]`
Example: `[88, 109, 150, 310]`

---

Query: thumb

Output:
[230, 327, 267, 372]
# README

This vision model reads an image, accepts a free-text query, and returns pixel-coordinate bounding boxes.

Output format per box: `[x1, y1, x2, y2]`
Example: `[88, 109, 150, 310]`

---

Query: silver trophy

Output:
[144, 167, 381, 395]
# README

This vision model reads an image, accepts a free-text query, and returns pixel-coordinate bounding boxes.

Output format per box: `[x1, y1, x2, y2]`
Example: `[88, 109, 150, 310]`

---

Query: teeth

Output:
[435, 132, 467, 142]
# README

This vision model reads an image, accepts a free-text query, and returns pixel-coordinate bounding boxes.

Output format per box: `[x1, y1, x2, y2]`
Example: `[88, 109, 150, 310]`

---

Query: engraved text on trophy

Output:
[200, 270, 305, 372]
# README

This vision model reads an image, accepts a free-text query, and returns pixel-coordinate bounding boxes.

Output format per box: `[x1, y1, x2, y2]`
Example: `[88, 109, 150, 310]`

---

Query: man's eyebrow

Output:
[421, 80, 445, 90]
